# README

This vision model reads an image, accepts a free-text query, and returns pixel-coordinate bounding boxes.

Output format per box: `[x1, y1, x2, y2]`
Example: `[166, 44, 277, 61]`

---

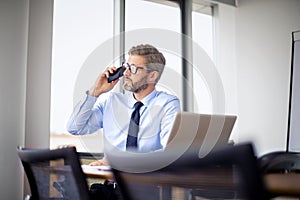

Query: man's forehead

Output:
[128, 55, 145, 65]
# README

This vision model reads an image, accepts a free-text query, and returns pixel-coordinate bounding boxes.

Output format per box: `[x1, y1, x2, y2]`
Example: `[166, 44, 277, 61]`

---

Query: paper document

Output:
[81, 164, 111, 172]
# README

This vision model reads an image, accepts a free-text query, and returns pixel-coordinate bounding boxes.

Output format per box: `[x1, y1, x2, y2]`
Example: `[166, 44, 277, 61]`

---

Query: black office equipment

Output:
[259, 151, 300, 174]
[17, 146, 90, 200]
[111, 143, 267, 200]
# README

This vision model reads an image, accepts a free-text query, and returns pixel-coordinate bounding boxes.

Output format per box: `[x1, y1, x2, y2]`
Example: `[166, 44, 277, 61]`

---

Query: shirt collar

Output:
[129, 89, 158, 109]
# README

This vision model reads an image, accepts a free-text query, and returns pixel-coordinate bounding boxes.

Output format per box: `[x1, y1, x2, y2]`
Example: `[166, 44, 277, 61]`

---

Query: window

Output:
[50, 0, 113, 152]
[125, 0, 213, 113]
[125, 0, 182, 100]
[50, 0, 213, 153]
[192, 8, 213, 113]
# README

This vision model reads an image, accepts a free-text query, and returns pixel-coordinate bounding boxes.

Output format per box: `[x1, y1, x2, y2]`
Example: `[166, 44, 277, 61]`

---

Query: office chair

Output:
[17, 146, 90, 200]
[259, 151, 300, 174]
[259, 151, 300, 198]
[111, 143, 267, 200]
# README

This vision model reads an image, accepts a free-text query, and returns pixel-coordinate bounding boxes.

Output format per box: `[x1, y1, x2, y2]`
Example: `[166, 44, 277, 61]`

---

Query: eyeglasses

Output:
[122, 62, 145, 74]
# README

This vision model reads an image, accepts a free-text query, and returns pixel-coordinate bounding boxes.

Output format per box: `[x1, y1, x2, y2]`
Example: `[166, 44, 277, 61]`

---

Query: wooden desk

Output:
[82, 166, 237, 199]
[121, 171, 300, 197]
[117, 169, 235, 190]
[114, 168, 239, 200]
[264, 173, 300, 197]
[82, 165, 300, 198]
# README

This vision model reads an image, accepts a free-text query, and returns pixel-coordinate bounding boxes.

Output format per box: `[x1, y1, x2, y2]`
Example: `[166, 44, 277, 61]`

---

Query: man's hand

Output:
[88, 67, 120, 97]
[88, 157, 109, 166]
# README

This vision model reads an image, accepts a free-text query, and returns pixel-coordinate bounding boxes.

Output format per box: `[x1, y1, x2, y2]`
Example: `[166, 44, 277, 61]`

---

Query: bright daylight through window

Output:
[50, 0, 213, 153]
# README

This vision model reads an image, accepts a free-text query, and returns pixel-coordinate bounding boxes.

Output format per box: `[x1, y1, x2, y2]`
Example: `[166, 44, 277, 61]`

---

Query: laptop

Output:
[166, 112, 237, 158]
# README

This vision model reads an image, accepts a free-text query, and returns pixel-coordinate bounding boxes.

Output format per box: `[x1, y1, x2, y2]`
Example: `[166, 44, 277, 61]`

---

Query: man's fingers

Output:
[89, 160, 104, 166]
[103, 66, 117, 78]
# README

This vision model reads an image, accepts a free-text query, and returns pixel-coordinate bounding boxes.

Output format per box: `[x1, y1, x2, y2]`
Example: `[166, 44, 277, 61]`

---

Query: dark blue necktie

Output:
[126, 101, 143, 150]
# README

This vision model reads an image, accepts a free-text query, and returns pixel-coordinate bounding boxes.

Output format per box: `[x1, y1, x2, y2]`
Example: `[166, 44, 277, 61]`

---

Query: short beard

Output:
[123, 76, 149, 93]
[133, 83, 148, 93]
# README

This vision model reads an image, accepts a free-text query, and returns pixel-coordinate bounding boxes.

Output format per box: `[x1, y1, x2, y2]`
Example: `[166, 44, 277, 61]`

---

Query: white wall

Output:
[0, 0, 28, 199]
[25, 0, 52, 148]
[234, 0, 300, 155]
[213, 3, 239, 138]
[0, 0, 53, 198]
[213, 0, 300, 156]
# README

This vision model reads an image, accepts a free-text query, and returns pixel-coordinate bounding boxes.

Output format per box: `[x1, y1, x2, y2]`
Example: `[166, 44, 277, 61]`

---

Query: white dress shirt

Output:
[67, 89, 181, 152]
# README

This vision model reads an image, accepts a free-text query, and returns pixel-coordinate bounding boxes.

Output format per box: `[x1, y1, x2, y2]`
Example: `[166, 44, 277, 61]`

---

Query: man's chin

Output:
[123, 84, 133, 92]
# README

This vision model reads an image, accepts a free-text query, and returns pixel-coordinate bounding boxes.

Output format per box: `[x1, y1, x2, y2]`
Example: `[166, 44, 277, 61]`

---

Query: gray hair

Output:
[129, 44, 165, 82]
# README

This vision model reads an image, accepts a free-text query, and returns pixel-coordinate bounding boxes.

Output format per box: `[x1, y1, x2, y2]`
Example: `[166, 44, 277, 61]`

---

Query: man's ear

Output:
[148, 71, 159, 83]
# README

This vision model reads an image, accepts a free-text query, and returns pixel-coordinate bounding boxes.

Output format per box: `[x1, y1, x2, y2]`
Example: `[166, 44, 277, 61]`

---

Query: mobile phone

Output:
[107, 66, 126, 83]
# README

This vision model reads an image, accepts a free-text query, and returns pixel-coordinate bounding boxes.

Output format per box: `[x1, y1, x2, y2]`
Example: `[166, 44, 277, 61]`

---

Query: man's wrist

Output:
[88, 89, 101, 97]
[88, 90, 95, 96]
[86, 90, 98, 97]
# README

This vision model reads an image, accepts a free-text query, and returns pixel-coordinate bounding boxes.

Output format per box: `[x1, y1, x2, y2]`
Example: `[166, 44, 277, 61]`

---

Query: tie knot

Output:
[134, 101, 143, 110]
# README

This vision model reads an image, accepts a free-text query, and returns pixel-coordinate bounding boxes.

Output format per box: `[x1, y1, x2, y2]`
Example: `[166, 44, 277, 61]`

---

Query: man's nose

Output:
[124, 66, 130, 76]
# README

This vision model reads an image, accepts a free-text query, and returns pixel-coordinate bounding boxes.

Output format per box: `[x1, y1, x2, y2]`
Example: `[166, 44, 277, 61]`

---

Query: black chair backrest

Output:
[17, 146, 90, 200]
[111, 143, 267, 200]
[259, 151, 300, 174]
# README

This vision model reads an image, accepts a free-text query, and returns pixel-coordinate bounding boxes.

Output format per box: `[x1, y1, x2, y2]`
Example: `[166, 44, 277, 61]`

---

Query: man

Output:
[67, 44, 181, 165]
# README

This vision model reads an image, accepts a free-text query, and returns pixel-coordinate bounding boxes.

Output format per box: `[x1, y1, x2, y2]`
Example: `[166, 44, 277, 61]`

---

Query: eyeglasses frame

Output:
[122, 62, 147, 74]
